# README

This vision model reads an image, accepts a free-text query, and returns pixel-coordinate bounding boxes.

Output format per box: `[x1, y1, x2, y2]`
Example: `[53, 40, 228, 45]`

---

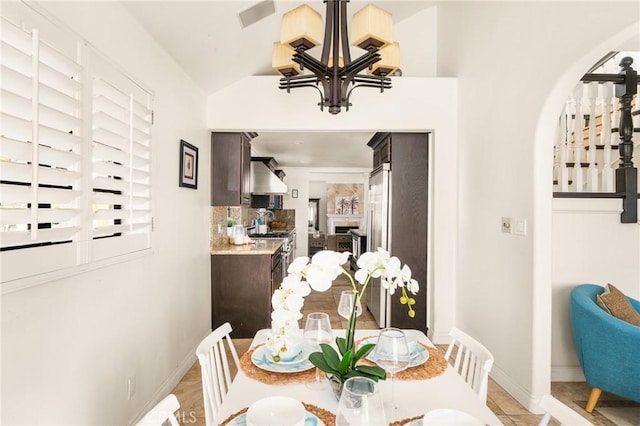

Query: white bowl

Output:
[246, 396, 306, 426]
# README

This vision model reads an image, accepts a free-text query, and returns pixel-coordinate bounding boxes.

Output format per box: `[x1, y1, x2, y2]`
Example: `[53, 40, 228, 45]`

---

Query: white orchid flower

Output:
[271, 307, 301, 324]
[305, 250, 345, 291]
[281, 275, 311, 297]
[287, 256, 309, 276]
[408, 278, 419, 294]
[271, 288, 287, 310]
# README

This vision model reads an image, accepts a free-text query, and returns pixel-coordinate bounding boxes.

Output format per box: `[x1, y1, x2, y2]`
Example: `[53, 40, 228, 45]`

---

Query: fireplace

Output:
[335, 225, 359, 234]
[327, 214, 364, 234]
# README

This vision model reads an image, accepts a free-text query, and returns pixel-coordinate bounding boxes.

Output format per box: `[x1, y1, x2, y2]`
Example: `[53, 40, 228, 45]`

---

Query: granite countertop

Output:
[211, 238, 283, 255]
[350, 229, 367, 237]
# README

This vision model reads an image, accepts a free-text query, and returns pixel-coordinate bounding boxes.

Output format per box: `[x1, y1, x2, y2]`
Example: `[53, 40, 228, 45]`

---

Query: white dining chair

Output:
[196, 322, 241, 426]
[538, 394, 591, 425]
[444, 327, 494, 403]
[136, 393, 180, 426]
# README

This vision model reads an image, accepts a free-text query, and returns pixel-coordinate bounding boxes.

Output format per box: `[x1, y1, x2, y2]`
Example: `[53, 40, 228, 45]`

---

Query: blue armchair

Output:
[570, 284, 640, 412]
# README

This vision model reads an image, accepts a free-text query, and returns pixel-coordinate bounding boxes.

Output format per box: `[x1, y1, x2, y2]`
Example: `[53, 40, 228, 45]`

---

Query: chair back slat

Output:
[444, 327, 494, 403]
[196, 322, 240, 426]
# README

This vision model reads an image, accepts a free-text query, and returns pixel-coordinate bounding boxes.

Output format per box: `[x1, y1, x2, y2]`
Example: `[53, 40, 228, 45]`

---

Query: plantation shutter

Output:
[1, 2, 153, 284]
[0, 16, 83, 250]
[90, 51, 152, 259]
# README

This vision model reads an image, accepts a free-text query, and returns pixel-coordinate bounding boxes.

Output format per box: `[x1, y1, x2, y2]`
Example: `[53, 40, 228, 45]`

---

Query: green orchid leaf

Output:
[320, 343, 341, 371]
[344, 369, 381, 382]
[309, 352, 338, 375]
[354, 343, 375, 361]
[354, 365, 388, 380]
[339, 350, 353, 375]
[336, 337, 347, 355]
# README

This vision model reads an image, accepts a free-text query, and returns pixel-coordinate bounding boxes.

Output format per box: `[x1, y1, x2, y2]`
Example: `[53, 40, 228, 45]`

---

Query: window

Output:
[0, 4, 153, 285]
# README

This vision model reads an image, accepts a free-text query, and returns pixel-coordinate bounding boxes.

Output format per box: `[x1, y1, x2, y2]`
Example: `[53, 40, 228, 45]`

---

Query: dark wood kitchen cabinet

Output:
[211, 250, 282, 337]
[211, 132, 252, 206]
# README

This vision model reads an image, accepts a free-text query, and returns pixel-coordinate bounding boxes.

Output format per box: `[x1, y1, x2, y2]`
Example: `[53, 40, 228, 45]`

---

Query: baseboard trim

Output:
[551, 366, 586, 382]
[128, 330, 211, 425]
[491, 364, 543, 414]
[430, 332, 451, 345]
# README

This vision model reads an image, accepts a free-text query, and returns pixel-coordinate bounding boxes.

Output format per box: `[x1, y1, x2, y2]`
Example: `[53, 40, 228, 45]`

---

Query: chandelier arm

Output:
[343, 51, 381, 76]
[340, 0, 351, 66]
[320, 0, 334, 65]
[352, 75, 392, 85]
[293, 52, 331, 77]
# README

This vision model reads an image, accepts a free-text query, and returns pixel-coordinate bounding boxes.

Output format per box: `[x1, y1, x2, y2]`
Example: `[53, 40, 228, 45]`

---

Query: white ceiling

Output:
[122, 1, 432, 168]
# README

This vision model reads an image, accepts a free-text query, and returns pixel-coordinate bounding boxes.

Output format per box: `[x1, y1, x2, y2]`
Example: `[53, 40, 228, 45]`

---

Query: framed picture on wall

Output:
[179, 139, 198, 189]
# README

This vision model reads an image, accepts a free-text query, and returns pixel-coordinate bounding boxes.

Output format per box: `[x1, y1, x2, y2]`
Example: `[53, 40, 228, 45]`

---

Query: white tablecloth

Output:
[216, 329, 503, 425]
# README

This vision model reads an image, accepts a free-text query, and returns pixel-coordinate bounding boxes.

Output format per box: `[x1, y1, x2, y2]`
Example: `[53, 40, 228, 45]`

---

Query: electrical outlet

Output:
[501, 217, 512, 233]
[127, 376, 136, 400]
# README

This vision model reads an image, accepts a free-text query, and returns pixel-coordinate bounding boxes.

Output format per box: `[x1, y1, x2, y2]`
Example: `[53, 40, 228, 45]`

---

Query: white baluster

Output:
[558, 103, 570, 191]
[601, 82, 614, 191]
[573, 83, 584, 191]
[587, 82, 598, 191]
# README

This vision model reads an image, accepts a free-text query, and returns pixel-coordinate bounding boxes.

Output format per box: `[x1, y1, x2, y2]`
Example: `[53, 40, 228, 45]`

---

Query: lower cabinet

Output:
[211, 254, 272, 338]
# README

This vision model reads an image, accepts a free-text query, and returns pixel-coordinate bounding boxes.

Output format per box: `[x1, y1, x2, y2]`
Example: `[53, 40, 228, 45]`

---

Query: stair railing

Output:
[554, 56, 639, 223]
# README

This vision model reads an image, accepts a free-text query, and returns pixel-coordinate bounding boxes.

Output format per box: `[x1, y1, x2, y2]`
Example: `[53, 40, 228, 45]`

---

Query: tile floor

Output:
[172, 275, 630, 425]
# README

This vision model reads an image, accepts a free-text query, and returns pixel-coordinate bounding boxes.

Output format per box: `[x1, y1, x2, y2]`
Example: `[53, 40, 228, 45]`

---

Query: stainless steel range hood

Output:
[250, 161, 287, 194]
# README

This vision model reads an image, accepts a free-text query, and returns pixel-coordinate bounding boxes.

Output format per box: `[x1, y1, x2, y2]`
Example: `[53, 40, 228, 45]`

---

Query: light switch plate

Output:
[514, 219, 527, 236]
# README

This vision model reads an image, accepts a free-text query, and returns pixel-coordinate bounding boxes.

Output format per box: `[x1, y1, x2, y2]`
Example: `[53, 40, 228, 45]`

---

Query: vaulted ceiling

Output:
[123, 1, 437, 167]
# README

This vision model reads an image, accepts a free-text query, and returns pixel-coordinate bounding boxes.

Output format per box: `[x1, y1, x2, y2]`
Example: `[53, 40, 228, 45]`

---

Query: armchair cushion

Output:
[596, 283, 640, 326]
[570, 284, 640, 403]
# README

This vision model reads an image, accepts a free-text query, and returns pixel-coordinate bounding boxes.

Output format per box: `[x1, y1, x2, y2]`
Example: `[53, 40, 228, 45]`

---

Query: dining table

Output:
[215, 328, 504, 425]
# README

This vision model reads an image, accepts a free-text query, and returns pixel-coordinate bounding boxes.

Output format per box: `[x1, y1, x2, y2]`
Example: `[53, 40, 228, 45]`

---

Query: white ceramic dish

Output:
[227, 411, 325, 426]
[406, 409, 484, 425]
[251, 346, 314, 373]
[246, 397, 305, 426]
[358, 337, 430, 368]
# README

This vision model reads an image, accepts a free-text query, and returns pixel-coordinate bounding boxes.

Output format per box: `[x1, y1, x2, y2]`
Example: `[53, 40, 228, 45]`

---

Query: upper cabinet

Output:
[367, 132, 392, 171]
[211, 132, 253, 206]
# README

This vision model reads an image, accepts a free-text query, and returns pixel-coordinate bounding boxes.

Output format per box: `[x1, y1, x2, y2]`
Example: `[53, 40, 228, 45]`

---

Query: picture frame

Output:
[179, 139, 198, 189]
[291, 189, 299, 198]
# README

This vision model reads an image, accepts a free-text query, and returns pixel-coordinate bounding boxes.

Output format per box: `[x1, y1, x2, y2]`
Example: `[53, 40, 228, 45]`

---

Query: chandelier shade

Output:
[272, 42, 301, 77]
[350, 4, 393, 50]
[273, 0, 399, 114]
[369, 42, 400, 76]
[280, 4, 323, 50]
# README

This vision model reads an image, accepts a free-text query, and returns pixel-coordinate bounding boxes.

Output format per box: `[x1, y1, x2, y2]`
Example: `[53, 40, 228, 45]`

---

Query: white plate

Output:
[358, 337, 430, 368]
[251, 346, 314, 373]
[226, 410, 325, 426]
[408, 409, 483, 425]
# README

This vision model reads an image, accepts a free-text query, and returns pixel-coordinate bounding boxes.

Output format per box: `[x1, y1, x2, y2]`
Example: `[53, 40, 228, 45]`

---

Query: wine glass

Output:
[335, 376, 385, 426]
[303, 312, 333, 390]
[337, 290, 363, 320]
[372, 328, 411, 411]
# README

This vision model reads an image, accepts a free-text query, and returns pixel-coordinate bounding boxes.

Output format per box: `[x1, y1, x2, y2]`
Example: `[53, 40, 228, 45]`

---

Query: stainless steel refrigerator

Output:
[366, 163, 391, 327]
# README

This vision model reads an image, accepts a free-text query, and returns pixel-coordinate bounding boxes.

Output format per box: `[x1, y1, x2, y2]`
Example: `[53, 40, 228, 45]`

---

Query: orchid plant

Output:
[267, 247, 419, 384]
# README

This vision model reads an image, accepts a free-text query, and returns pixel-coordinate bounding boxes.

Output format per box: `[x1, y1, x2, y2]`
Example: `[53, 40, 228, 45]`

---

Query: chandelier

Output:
[272, 1, 400, 114]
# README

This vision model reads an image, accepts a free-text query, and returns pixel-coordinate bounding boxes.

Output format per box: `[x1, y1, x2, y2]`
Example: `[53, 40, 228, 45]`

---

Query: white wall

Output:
[551, 199, 640, 381]
[437, 0, 640, 412]
[208, 77, 458, 341]
[1, 2, 210, 424]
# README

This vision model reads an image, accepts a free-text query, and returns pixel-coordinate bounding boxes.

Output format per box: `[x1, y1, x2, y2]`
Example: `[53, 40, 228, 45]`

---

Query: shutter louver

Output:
[1, 17, 82, 249]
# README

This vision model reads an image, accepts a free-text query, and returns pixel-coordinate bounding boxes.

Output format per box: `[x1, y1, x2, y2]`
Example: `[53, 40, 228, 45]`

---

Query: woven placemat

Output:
[239, 344, 316, 384]
[355, 336, 448, 380]
[390, 415, 424, 426]
[219, 402, 335, 426]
